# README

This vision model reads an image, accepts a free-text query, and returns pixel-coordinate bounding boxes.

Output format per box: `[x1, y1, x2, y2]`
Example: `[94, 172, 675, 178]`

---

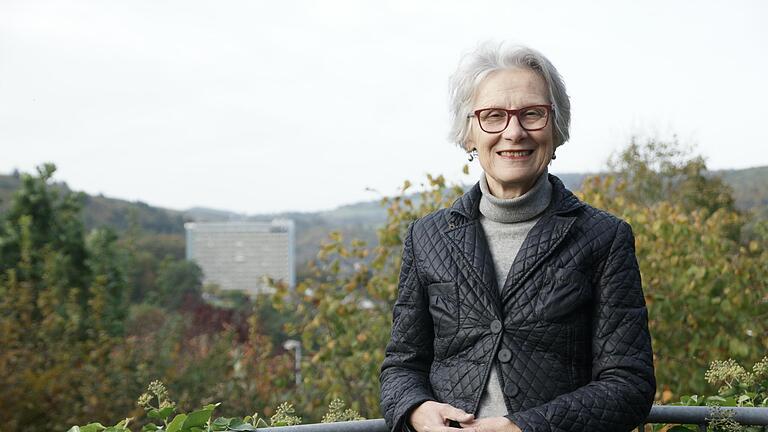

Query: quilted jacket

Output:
[379, 174, 655, 432]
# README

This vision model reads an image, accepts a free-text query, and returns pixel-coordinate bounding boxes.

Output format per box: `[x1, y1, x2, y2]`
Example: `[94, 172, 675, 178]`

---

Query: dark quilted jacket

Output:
[379, 174, 655, 432]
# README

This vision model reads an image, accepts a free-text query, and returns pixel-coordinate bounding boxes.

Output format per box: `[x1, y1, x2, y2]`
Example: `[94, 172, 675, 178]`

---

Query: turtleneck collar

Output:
[479, 169, 553, 223]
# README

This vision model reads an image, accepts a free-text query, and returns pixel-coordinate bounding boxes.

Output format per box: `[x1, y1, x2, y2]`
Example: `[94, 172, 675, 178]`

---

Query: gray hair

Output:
[448, 42, 571, 149]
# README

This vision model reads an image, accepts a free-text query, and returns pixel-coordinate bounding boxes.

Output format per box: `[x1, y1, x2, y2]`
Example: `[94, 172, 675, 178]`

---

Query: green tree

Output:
[579, 138, 768, 400]
[0, 163, 90, 326]
[86, 228, 130, 336]
[273, 174, 466, 420]
[147, 258, 203, 309]
[0, 164, 294, 430]
[0, 165, 124, 430]
[604, 136, 735, 214]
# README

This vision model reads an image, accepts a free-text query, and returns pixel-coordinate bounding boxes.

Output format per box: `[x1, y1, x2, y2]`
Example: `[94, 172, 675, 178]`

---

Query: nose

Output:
[501, 116, 528, 142]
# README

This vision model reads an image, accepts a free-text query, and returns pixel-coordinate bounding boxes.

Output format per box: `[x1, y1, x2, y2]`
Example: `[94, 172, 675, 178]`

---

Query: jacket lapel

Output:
[444, 175, 584, 310]
[443, 184, 502, 312]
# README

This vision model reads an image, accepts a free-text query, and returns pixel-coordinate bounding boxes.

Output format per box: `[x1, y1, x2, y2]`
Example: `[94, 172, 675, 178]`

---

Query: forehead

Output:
[473, 67, 549, 107]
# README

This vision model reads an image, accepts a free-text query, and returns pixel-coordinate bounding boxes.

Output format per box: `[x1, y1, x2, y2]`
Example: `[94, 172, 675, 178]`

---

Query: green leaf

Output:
[158, 406, 176, 420]
[166, 413, 187, 432]
[667, 426, 697, 432]
[148, 409, 162, 419]
[181, 407, 214, 429]
[706, 395, 728, 406]
[67, 428, 81, 432]
[212, 417, 231, 430]
[142, 423, 160, 432]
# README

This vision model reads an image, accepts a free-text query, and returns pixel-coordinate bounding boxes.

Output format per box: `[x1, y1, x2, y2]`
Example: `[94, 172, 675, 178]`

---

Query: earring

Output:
[467, 149, 478, 162]
[551, 152, 557, 160]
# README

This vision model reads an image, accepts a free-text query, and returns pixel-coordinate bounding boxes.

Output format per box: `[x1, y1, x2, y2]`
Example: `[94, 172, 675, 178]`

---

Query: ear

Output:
[464, 130, 475, 151]
[461, 114, 477, 151]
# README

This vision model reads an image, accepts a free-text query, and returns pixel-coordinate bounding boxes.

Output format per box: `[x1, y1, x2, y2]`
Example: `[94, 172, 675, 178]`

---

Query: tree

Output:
[0, 163, 90, 326]
[147, 258, 204, 310]
[272, 174, 466, 420]
[579, 138, 767, 400]
[0, 164, 127, 430]
[0, 164, 296, 430]
[604, 136, 735, 214]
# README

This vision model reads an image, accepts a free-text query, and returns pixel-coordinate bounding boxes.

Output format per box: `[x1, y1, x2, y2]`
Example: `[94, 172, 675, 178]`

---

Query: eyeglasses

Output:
[469, 104, 553, 134]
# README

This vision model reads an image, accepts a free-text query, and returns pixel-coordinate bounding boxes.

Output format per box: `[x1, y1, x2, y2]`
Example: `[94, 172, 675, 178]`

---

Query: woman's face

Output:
[466, 67, 555, 199]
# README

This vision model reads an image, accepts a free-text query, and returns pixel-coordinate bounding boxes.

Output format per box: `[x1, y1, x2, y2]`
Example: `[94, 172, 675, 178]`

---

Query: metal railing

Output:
[256, 406, 768, 431]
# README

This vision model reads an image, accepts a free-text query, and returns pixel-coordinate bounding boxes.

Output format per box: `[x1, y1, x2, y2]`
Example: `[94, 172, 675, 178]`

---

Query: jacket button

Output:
[497, 348, 512, 363]
[490, 320, 502, 334]
[504, 381, 519, 397]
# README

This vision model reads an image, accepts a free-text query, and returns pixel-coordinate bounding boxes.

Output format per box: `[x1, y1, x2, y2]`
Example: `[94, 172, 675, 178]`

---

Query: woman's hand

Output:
[459, 416, 522, 432]
[408, 401, 474, 431]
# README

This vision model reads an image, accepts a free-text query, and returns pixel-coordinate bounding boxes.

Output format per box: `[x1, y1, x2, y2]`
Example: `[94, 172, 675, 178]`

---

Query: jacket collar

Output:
[448, 173, 584, 223]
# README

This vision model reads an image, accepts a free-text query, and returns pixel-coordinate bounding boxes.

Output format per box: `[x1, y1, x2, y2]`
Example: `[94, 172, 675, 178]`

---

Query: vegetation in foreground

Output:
[67, 355, 768, 431]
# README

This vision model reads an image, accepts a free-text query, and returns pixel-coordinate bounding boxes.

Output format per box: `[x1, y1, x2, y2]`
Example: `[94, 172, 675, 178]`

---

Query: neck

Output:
[479, 171, 552, 223]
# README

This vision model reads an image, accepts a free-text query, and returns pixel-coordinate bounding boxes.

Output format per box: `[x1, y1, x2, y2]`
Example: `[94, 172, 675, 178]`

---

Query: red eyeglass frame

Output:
[469, 104, 554, 133]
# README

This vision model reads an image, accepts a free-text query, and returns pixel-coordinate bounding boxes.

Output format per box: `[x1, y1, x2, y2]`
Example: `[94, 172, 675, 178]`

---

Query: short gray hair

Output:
[448, 42, 571, 149]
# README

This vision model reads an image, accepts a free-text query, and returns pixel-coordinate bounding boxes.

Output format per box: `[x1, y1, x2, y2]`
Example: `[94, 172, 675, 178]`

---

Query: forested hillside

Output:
[1, 168, 765, 274]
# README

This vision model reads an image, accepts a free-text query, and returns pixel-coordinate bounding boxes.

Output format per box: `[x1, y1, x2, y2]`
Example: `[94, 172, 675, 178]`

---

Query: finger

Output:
[442, 406, 474, 423]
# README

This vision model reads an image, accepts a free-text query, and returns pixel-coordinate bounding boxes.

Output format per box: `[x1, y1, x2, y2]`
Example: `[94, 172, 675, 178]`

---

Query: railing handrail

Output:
[646, 405, 768, 425]
[256, 406, 768, 431]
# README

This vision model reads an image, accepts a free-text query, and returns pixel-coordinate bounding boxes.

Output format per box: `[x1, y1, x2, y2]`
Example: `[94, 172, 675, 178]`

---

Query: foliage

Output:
[0, 164, 131, 430]
[0, 164, 296, 431]
[321, 399, 365, 423]
[579, 138, 768, 399]
[603, 136, 735, 214]
[147, 258, 203, 310]
[271, 172, 466, 420]
[68, 381, 363, 431]
[268, 402, 302, 426]
[652, 356, 768, 432]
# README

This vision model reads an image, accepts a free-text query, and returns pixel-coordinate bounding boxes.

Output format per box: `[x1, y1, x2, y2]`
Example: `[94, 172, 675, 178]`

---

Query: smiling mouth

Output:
[497, 149, 534, 158]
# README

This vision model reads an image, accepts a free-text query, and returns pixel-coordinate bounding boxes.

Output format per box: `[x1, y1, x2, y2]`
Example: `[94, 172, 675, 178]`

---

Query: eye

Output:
[480, 109, 507, 120]
[522, 108, 545, 118]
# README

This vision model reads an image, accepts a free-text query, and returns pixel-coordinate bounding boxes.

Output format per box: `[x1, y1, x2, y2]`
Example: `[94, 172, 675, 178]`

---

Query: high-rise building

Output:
[184, 220, 295, 296]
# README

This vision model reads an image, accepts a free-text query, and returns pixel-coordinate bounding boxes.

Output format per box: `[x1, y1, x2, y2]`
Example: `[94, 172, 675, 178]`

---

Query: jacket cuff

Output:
[394, 397, 433, 432]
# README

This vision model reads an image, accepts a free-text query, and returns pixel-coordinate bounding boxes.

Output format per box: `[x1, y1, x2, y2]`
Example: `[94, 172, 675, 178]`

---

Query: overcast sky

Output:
[2, 0, 766, 214]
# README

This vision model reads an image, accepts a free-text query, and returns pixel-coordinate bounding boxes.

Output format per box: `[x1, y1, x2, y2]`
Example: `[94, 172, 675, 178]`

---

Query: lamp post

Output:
[282, 339, 302, 386]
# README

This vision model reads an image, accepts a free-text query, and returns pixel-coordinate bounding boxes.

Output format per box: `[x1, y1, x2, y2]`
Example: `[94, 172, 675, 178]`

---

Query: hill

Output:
[1, 167, 766, 273]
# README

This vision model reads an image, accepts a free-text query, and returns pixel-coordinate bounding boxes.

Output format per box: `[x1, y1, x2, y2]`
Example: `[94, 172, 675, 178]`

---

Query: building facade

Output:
[184, 220, 295, 296]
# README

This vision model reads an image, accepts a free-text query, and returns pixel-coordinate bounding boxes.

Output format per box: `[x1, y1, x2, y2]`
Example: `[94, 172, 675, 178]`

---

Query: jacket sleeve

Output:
[380, 222, 437, 432]
[507, 220, 656, 432]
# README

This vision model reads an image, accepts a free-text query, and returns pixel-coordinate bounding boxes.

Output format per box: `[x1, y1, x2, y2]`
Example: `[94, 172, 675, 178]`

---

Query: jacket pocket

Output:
[427, 282, 459, 338]
[535, 266, 592, 322]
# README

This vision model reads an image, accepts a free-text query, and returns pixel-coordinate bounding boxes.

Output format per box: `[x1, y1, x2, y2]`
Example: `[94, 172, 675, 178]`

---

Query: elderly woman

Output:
[379, 43, 655, 432]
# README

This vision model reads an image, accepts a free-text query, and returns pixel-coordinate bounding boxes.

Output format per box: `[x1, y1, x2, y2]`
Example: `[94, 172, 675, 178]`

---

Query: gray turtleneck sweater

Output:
[476, 170, 553, 419]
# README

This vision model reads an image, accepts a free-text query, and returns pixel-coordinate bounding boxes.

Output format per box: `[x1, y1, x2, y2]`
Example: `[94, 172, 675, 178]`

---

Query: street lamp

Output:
[282, 339, 302, 386]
